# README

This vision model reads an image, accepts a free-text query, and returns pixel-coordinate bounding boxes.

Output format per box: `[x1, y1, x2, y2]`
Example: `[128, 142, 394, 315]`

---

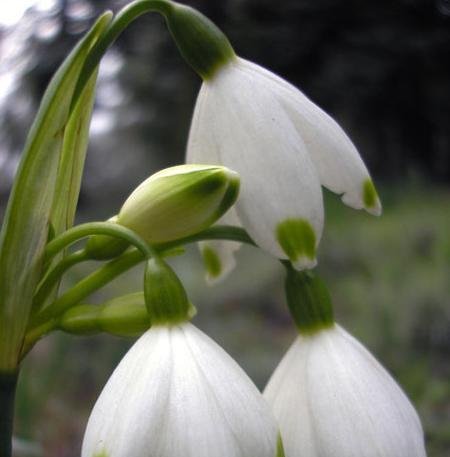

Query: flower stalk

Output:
[0, 371, 18, 457]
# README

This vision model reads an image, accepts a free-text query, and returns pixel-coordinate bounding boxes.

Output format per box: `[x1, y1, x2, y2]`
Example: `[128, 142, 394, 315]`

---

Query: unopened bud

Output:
[118, 164, 239, 244]
[58, 293, 150, 337]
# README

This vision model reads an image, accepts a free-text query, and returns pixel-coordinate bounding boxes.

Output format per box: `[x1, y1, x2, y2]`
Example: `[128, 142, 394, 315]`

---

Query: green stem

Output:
[156, 225, 256, 251]
[33, 250, 89, 312]
[0, 371, 18, 457]
[44, 221, 156, 262]
[26, 225, 255, 350]
[29, 249, 144, 331]
[72, 0, 173, 109]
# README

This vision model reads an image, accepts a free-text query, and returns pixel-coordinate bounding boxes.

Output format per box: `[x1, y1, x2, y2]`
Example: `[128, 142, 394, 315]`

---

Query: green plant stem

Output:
[30, 249, 144, 331]
[156, 225, 256, 251]
[0, 371, 18, 457]
[33, 250, 89, 312]
[44, 221, 156, 263]
[25, 225, 255, 353]
[72, 0, 173, 109]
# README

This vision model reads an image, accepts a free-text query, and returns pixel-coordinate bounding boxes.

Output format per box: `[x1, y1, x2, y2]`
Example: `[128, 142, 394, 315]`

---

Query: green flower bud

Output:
[285, 268, 334, 335]
[84, 216, 130, 260]
[163, 1, 236, 79]
[144, 258, 195, 325]
[58, 293, 150, 337]
[117, 164, 240, 244]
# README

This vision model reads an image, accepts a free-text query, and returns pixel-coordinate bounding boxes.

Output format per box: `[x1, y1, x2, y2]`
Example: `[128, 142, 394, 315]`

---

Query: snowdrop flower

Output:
[82, 322, 282, 457]
[187, 56, 381, 279]
[263, 324, 426, 457]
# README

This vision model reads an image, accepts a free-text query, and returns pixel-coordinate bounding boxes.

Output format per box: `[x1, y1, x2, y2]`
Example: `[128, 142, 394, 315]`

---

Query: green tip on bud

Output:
[84, 216, 129, 260]
[276, 218, 317, 270]
[162, 1, 235, 79]
[117, 164, 240, 244]
[363, 178, 382, 216]
[144, 258, 195, 325]
[202, 245, 222, 279]
[285, 268, 334, 335]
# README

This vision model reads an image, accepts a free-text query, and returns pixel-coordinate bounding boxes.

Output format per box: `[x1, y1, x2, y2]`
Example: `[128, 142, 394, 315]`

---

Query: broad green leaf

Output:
[0, 12, 112, 372]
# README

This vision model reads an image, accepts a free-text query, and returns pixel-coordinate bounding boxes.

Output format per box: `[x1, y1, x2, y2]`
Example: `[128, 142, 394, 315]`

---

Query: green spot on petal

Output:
[277, 433, 286, 457]
[276, 218, 316, 264]
[93, 452, 108, 457]
[202, 246, 222, 278]
[363, 178, 378, 209]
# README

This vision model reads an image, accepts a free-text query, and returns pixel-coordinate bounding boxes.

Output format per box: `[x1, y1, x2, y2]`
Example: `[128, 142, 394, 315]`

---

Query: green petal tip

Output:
[363, 178, 382, 216]
[276, 218, 317, 269]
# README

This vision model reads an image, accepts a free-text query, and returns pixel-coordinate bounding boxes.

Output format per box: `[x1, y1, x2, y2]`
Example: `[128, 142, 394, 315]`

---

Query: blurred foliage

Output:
[14, 183, 450, 457]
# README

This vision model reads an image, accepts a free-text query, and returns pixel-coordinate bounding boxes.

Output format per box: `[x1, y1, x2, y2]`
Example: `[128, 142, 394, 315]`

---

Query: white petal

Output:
[264, 325, 426, 457]
[238, 58, 382, 216]
[188, 85, 241, 282]
[199, 208, 242, 284]
[82, 323, 278, 457]
[201, 61, 324, 268]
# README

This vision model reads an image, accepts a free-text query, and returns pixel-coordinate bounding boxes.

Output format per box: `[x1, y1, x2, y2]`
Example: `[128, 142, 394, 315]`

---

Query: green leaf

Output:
[50, 69, 99, 236]
[0, 12, 112, 372]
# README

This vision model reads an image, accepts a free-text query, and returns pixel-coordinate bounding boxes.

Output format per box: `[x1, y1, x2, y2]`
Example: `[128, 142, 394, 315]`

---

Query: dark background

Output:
[0, 1, 449, 456]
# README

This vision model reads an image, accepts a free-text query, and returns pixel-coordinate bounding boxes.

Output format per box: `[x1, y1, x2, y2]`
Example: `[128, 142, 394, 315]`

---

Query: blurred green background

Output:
[0, 0, 449, 456]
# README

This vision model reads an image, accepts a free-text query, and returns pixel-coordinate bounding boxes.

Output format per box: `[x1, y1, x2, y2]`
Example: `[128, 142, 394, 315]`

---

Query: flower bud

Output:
[58, 293, 150, 337]
[117, 164, 240, 244]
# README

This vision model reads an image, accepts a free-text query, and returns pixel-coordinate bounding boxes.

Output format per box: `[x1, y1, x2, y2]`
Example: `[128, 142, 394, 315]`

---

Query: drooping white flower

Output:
[82, 323, 280, 457]
[263, 324, 426, 457]
[187, 57, 381, 278]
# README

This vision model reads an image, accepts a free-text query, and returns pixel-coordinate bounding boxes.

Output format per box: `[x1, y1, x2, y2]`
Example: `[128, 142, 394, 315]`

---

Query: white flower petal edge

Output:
[188, 59, 324, 269]
[237, 58, 382, 216]
[263, 325, 426, 457]
[82, 323, 279, 457]
[199, 211, 242, 285]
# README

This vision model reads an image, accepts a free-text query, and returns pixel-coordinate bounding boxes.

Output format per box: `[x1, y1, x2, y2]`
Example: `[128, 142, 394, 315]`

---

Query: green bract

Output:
[0, 12, 112, 372]
[118, 164, 240, 244]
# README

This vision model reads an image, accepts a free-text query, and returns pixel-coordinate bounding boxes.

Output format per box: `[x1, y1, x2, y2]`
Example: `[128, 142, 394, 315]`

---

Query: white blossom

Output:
[82, 323, 280, 457]
[187, 57, 381, 279]
[263, 324, 426, 457]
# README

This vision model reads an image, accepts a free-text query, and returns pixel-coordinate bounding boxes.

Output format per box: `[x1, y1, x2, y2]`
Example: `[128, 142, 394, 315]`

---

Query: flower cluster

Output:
[79, 3, 425, 457]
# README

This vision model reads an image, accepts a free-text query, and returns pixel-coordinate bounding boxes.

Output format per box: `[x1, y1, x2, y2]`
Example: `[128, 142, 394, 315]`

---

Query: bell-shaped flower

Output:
[187, 57, 381, 279]
[82, 322, 282, 457]
[263, 324, 426, 457]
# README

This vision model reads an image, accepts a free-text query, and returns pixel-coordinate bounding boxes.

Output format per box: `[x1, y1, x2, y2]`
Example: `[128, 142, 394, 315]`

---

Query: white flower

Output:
[187, 57, 381, 279]
[263, 324, 426, 457]
[82, 323, 280, 457]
